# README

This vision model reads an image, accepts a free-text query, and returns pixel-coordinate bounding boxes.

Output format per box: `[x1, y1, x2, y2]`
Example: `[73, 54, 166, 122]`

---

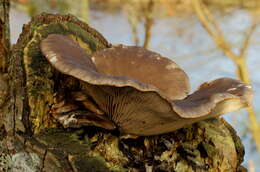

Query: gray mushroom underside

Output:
[40, 34, 252, 136]
[80, 79, 251, 135]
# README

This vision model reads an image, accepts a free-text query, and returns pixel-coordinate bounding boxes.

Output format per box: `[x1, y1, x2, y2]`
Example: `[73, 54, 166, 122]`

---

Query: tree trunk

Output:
[0, 0, 10, 129]
[0, 13, 246, 172]
[0, 0, 10, 73]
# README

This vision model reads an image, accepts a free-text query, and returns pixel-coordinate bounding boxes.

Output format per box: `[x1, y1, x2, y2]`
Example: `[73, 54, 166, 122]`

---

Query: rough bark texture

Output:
[0, 13, 246, 171]
[0, 0, 10, 73]
[0, 1, 11, 171]
[0, 0, 10, 133]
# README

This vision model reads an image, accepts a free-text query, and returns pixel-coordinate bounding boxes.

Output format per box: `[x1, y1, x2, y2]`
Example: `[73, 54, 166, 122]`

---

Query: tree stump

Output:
[0, 13, 245, 172]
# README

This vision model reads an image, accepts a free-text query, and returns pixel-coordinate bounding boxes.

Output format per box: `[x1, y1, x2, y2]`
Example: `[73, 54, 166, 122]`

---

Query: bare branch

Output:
[125, 2, 140, 46]
[200, 1, 223, 38]
[143, 0, 155, 49]
[239, 18, 258, 57]
[192, 0, 238, 62]
[192, 0, 215, 38]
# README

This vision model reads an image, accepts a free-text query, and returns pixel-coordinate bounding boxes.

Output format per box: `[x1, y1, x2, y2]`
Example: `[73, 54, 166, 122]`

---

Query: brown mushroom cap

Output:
[40, 34, 253, 136]
[40, 34, 189, 100]
[91, 45, 190, 100]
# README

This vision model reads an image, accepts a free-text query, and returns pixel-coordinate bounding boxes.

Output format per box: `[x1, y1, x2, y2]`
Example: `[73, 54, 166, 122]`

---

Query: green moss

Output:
[36, 129, 90, 154]
[70, 155, 110, 172]
[35, 128, 111, 171]
[88, 134, 128, 171]
[17, 14, 110, 133]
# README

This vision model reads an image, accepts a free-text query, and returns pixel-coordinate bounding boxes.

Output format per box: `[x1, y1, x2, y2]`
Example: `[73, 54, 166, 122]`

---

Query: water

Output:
[11, 8, 260, 170]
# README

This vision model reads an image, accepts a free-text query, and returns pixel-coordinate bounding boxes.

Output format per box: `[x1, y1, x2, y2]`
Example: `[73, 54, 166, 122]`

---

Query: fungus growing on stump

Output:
[40, 34, 252, 136]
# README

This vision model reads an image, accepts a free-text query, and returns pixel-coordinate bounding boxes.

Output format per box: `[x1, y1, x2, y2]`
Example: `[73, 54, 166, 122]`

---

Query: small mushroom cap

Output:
[40, 34, 253, 136]
[171, 78, 253, 118]
[40, 34, 189, 100]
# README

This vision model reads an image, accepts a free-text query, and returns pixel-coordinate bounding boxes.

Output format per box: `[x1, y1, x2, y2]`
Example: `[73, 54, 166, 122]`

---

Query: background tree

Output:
[192, 0, 260, 155]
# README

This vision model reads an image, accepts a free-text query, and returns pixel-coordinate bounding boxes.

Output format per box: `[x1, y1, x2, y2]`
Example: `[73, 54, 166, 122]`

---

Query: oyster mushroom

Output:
[40, 34, 253, 136]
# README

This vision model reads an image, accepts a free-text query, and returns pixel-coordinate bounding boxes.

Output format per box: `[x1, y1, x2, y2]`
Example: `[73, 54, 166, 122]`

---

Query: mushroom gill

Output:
[40, 34, 253, 136]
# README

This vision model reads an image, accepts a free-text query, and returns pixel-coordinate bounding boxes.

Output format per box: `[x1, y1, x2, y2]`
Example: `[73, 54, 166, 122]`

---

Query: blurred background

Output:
[11, 0, 260, 171]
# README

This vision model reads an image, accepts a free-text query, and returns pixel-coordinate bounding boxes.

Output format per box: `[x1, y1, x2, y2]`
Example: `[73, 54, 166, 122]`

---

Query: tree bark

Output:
[0, 13, 246, 172]
[0, 0, 10, 128]
[0, 0, 10, 73]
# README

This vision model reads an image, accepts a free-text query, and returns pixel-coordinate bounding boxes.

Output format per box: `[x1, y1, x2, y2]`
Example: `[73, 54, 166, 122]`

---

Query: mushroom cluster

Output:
[40, 34, 252, 136]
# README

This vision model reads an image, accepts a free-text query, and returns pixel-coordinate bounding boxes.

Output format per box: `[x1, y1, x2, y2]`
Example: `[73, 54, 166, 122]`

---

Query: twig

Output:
[125, 2, 140, 46]
[143, 0, 155, 49]
[240, 19, 258, 57]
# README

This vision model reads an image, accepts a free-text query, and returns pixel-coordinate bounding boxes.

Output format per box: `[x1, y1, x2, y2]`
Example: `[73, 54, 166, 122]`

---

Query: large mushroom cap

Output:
[40, 34, 253, 136]
[40, 34, 189, 100]
[91, 45, 190, 100]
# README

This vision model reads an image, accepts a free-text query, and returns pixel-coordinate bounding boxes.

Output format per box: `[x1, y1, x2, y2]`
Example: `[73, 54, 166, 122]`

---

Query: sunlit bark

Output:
[0, 0, 10, 73]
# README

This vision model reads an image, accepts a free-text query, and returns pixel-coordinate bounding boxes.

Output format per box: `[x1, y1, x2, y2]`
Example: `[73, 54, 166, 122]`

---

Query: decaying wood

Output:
[0, 13, 246, 171]
[10, 13, 110, 134]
